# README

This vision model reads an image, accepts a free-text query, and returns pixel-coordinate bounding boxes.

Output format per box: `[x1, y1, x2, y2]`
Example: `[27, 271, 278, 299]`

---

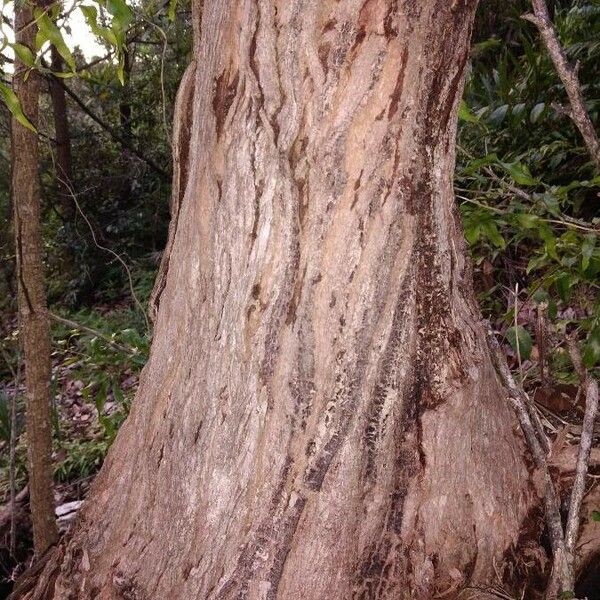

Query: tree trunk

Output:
[11, 0, 58, 556]
[19, 1, 542, 598]
[49, 44, 74, 219]
[118, 46, 133, 208]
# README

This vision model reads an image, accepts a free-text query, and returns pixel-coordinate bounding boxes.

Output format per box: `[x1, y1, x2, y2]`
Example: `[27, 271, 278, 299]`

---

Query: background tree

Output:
[48, 43, 74, 220]
[11, 0, 58, 555]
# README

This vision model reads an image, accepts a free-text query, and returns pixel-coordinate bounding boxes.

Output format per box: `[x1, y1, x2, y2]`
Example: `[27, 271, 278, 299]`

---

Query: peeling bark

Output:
[18, 1, 541, 598]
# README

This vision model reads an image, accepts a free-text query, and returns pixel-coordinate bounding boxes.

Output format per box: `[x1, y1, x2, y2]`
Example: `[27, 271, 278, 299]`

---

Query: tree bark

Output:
[11, 0, 58, 556]
[18, 1, 541, 598]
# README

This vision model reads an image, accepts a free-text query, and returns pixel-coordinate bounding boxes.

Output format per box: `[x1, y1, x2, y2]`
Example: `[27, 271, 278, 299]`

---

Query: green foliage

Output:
[34, 7, 76, 71]
[458, 1, 600, 377]
[52, 307, 149, 444]
[0, 81, 36, 131]
[54, 438, 109, 482]
[506, 325, 534, 361]
[0, 304, 150, 498]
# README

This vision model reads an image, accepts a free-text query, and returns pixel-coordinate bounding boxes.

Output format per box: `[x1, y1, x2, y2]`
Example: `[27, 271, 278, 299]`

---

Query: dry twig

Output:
[47, 312, 138, 356]
[487, 328, 572, 594]
[564, 340, 599, 560]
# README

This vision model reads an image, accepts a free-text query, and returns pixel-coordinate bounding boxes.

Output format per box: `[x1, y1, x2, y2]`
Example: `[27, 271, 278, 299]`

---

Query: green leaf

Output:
[112, 383, 124, 404]
[527, 253, 549, 274]
[11, 42, 35, 67]
[464, 222, 481, 245]
[81, 6, 120, 49]
[501, 161, 539, 186]
[530, 102, 546, 123]
[538, 192, 560, 216]
[516, 213, 540, 229]
[117, 55, 126, 85]
[582, 233, 596, 272]
[482, 221, 506, 249]
[461, 152, 498, 175]
[80, 5, 100, 32]
[94, 380, 108, 415]
[555, 272, 574, 302]
[34, 9, 75, 71]
[583, 326, 600, 368]
[591, 510, 600, 522]
[0, 81, 36, 132]
[506, 326, 533, 361]
[538, 224, 558, 261]
[458, 100, 479, 123]
[472, 38, 501, 55]
[512, 103, 526, 119]
[489, 104, 509, 125]
[168, 0, 178, 21]
[106, 0, 133, 32]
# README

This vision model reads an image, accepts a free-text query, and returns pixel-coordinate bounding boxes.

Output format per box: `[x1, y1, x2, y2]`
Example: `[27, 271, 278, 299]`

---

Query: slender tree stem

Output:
[487, 329, 573, 594]
[565, 339, 599, 558]
[11, 0, 58, 555]
[54, 77, 170, 181]
[524, 0, 600, 171]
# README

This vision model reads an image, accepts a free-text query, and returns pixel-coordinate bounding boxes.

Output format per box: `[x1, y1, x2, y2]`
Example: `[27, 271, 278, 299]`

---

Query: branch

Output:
[52, 76, 170, 181]
[564, 339, 599, 558]
[524, 1, 600, 172]
[486, 328, 573, 595]
[48, 312, 138, 356]
[488, 326, 550, 453]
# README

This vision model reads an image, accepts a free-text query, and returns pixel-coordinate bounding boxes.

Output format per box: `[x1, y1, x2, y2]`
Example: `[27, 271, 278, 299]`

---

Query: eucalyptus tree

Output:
[14, 0, 548, 598]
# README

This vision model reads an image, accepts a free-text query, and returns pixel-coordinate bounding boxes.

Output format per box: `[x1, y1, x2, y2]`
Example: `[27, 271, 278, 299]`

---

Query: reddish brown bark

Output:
[18, 1, 541, 598]
[11, 0, 58, 556]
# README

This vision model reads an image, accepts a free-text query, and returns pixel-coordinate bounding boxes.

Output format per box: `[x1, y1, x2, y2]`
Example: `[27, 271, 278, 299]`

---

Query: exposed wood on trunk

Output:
[11, 0, 58, 556]
[16, 1, 541, 598]
[148, 59, 197, 322]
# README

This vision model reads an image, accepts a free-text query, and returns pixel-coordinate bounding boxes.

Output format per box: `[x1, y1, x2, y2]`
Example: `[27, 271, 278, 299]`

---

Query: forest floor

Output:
[1, 296, 599, 597]
[0, 300, 146, 595]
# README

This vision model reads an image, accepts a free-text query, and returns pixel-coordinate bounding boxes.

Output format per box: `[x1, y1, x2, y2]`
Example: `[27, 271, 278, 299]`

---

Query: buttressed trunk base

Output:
[20, 1, 543, 599]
